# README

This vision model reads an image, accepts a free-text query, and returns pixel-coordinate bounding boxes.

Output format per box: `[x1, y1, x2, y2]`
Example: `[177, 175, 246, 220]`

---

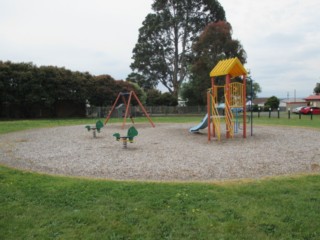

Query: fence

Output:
[86, 105, 208, 118]
[86, 105, 319, 120]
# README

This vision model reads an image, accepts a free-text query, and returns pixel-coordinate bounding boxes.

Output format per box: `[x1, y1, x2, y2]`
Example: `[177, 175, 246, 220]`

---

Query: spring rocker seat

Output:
[85, 120, 104, 138]
[113, 126, 138, 148]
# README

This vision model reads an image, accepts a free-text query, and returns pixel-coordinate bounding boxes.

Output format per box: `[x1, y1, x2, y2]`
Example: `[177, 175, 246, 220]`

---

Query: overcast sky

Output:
[1, 0, 319, 98]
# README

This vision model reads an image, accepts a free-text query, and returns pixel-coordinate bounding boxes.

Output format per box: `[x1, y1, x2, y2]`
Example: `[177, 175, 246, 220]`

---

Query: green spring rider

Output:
[113, 126, 138, 148]
[85, 120, 104, 138]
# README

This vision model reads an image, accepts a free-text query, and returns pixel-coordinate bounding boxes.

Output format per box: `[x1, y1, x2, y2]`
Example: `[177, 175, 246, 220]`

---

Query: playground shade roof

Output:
[210, 57, 247, 78]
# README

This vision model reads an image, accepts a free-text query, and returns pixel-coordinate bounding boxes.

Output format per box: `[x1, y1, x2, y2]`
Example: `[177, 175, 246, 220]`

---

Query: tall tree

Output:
[314, 82, 320, 94]
[246, 76, 262, 100]
[181, 21, 247, 105]
[264, 96, 280, 110]
[126, 72, 152, 91]
[130, 0, 226, 98]
[0, 61, 95, 117]
[86, 75, 115, 107]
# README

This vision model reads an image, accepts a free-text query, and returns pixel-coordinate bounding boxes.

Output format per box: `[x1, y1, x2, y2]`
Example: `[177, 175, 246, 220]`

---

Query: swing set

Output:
[104, 91, 155, 129]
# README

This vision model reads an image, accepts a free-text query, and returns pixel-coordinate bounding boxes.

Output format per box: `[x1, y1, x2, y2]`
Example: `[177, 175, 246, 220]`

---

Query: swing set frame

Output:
[104, 91, 155, 129]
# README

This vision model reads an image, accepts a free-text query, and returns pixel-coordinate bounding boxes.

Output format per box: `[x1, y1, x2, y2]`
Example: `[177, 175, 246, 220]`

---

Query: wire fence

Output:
[86, 105, 319, 120]
[86, 105, 209, 118]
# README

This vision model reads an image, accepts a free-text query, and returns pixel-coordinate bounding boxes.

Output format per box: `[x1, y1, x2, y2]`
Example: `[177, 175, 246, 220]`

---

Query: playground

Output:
[0, 122, 319, 182]
[1, 58, 319, 182]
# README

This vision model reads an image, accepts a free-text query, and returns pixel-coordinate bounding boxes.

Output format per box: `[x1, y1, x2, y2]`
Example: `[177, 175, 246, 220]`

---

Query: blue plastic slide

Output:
[189, 114, 208, 133]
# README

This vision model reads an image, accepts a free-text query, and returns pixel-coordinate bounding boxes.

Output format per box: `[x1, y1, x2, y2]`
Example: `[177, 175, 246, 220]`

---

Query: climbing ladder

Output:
[207, 90, 221, 141]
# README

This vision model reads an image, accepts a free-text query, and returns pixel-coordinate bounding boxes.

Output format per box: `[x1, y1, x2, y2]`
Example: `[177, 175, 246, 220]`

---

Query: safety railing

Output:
[210, 92, 221, 141]
[224, 96, 234, 138]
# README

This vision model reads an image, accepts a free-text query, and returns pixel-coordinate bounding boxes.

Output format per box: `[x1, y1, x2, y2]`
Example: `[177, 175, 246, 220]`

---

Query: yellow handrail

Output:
[224, 96, 234, 138]
[210, 92, 221, 141]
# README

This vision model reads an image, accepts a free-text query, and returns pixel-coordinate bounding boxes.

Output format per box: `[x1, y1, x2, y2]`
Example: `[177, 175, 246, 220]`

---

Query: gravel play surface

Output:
[0, 123, 319, 182]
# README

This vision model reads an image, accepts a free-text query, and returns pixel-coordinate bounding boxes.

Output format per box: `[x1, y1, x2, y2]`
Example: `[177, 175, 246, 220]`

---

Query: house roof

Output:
[210, 57, 247, 78]
[280, 98, 306, 103]
[252, 98, 269, 105]
[304, 95, 320, 101]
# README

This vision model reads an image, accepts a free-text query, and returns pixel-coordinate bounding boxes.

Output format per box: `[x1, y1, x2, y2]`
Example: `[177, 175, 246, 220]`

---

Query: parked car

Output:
[299, 106, 320, 115]
[292, 106, 306, 114]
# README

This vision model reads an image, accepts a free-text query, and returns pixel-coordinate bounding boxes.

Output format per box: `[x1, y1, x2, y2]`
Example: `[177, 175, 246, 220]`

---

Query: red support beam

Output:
[104, 92, 121, 125]
[211, 77, 215, 138]
[242, 75, 247, 138]
[105, 91, 155, 129]
[122, 92, 133, 129]
[225, 74, 231, 138]
[132, 91, 155, 128]
[207, 91, 211, 142]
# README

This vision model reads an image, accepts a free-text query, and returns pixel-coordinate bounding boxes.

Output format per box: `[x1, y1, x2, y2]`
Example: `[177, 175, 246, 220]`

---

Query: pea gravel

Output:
[0, 123, 319, 182]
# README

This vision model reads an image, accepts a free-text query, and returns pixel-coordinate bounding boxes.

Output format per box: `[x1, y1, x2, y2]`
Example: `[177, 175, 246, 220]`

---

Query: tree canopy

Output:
[314, 82, 320, 94]
[247, 77, 262, 101]
[89, 75, 142, 107]
[0, 61, 185, 118]
[129, 0, 226, 98]
[0, 61, 93, 117]
[0, 61, 142, 118]
[181, 21, 248, 105]
[264, 96, 280, 110]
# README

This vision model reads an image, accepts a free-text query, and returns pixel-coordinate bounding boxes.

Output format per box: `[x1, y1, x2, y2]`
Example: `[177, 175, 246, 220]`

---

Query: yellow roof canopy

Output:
[210, 57, 247, 78]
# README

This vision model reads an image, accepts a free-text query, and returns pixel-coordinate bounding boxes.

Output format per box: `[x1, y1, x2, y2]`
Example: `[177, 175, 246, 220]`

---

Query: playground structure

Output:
[113, 126, 138, 148]
[85, 120, 104, 138]
[104, 91, 155, 129]
[207, 57, 247, 141]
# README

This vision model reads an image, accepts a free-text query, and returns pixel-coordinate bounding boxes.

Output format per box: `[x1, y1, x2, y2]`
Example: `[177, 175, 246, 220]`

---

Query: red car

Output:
[299, 106, 320, 115]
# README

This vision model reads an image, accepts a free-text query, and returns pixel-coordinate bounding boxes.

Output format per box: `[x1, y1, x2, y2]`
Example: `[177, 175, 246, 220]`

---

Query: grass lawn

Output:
[0, 115, 320, 239]
[250, 111, 320, 129]
[0, 113, 319, 134]
[0, 116, 202, 134]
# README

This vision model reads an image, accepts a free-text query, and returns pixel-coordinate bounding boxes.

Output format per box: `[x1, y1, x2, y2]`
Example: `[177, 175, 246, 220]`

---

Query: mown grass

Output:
[0, 112, 319, 134]
[0, 115, 320, 239]
[251, 111, 320, 129]
[1, 167, 320, 239]
[0, 116, 202, 134]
